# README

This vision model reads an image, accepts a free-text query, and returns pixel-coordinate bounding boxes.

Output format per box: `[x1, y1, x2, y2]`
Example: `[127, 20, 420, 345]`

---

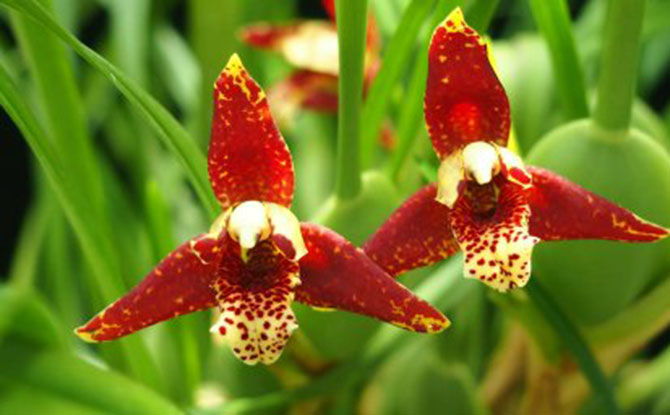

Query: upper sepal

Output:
[527, 166, 670, 242]
[299, 223, 450, 333]
[425, 7, 510, 158]
[209, 54, 295, 209]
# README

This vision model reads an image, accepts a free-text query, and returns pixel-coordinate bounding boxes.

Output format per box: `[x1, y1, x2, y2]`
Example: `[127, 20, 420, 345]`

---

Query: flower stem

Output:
[334, 0, 368, 199]
[593, 0, 646, 131]
[525, 279, 620, 415]
[528, 0, 589, 120]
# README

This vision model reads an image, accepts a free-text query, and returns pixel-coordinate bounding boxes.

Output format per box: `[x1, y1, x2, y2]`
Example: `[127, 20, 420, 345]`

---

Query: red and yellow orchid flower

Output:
[75, 54, 449, 365]
[240, 0, 380, 123]
[363, 8, 669, 292]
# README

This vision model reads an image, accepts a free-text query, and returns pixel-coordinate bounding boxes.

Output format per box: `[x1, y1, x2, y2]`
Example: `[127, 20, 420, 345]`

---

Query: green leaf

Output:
[0, 344, 183, 415]
[1, 0, 219, 217]
[0, 60, 164, 394]
[360, 0, 438, 168]
[528, 0, 589, 120]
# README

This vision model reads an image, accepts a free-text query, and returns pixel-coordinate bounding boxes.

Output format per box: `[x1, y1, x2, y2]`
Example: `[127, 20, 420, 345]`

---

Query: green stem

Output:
[593, 0, 646, 131]
[525, 279, 620, 415]
[334, 0, 368, 199]
[528, 0, 589, 120]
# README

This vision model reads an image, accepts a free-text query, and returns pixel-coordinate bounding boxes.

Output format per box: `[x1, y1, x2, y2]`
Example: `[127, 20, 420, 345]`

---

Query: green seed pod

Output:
[527, 119, 670, 325]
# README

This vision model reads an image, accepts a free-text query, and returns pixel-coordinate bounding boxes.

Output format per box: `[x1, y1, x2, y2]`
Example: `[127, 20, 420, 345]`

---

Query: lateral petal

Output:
[364, 184, 460, 277]
[527, 166, 670, 242]
[299, 223, 450, 333]
[75, 235, 220, 342]
[425, 7, 510, 158]
[209, 54, 294, 208]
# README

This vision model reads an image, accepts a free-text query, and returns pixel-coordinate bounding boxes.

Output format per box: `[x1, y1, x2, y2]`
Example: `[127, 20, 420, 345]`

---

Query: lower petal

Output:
[450, 180, 539, 292]
[211, 238, 301, 365]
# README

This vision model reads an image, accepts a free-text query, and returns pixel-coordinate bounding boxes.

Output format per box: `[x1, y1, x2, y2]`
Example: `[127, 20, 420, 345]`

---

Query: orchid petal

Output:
[212, 237, 300, 365]
[425, 7, 510, 158]
[364, 184, 460, 277]
[267, 70, 339, 125]
[266, 203, 308, 261]
[527, 167, 670, 242]
[436, 151, 466, 208]
[241, 22, 339, 75]
[300, 223, 451, 333]
[450, 179, 539, 292]
[209, 54, 294, 209]
[322, 0, 336, 21]
[75, 235, 220, 342]
[498, 146, 532, 188]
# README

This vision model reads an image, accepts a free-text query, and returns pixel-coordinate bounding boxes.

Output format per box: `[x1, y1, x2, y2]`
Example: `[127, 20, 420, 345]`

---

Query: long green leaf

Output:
[0, 0, 219, 217]
[0, 62, 164, 393]
[528, 0, 589, 120]
[360, 0, 437, 168]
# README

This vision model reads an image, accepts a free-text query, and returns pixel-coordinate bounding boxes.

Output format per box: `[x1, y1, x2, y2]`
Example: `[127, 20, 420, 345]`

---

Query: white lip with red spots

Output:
[435, 141, 539, 291]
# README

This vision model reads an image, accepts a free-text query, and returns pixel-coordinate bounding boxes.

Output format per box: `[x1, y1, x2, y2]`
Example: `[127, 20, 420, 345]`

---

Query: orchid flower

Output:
[363, 8, 669, 292]
[75, 55, 449, 365]
[240, 0, 380, 124]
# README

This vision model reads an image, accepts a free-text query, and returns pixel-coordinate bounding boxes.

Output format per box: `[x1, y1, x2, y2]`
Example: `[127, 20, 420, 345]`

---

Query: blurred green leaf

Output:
[528, 0, 589, 120]
[0, 343, 183, 415]
[0, 60, 164, 393]
[1, 0, 219, 217]
[360, 0, 437, 168]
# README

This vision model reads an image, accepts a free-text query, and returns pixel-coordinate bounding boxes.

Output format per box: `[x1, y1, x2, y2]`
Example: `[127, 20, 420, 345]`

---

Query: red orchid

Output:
[75, 55, 448, 365]
[240, 0, 380, 123]
[363, 8, 669, 292]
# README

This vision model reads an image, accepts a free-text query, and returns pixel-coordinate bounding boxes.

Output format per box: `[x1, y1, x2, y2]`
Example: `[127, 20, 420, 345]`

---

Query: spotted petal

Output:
[450, 179, 539, 292]
[76, 235, 220, 342]
[211, 237, 300, 365]
[425, 8, 510, 158]
[298, 223, 450, 333]
[364, 184, 460, 277]
[527, 167, 670, 242]
[209, 54, 295, 209]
